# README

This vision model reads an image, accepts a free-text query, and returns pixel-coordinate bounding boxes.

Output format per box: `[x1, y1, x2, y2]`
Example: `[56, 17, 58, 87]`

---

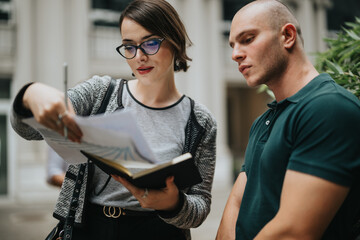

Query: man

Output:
[216, 0, 360, 239]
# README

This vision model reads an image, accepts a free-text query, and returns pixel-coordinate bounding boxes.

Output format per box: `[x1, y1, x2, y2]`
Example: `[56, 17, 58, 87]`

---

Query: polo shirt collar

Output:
[267, 73, 334, 109]
[286, 73, 334, 103]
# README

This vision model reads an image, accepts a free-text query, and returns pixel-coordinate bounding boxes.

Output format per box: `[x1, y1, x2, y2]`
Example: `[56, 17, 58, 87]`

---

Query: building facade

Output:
[0, 0, 335, 203]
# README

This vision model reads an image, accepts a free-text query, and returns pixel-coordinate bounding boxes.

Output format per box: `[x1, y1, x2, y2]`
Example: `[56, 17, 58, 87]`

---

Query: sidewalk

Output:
[0, 202, 58, 240]
[0, 178, 232, 240]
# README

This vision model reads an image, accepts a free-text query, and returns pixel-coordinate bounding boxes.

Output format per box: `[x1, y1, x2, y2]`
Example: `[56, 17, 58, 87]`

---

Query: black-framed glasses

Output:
[116, 38, 165, 59]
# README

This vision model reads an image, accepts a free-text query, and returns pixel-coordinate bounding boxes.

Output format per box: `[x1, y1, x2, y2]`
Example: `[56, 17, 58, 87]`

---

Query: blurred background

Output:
[0, 0, 359, 239]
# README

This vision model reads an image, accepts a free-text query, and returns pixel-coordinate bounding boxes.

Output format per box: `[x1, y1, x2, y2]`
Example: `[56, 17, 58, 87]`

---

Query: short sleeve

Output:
[288, 93, 360, 186]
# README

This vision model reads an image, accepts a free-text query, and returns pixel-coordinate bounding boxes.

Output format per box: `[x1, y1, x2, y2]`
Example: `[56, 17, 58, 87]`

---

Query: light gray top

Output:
[90, 80, 191, 209]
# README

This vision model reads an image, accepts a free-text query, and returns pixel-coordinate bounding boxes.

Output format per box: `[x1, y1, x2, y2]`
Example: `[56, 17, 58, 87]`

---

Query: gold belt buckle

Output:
[103, 206, 121, 218]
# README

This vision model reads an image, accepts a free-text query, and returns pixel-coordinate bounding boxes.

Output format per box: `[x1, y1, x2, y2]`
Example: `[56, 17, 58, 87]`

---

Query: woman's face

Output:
[120, 17, 175, 84]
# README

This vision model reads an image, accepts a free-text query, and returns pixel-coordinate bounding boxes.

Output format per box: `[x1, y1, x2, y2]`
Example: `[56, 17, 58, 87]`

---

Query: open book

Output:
[22, 111, 202, 189]
[81, 151, 202, 189]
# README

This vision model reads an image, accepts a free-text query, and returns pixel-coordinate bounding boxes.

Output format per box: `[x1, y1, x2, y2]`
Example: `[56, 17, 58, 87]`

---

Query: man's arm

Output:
[255, 170, 349, 240]
[216, 171, 247, 240]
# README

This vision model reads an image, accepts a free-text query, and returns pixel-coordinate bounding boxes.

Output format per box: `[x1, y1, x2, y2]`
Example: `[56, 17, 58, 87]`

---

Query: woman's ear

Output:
[281, 23, 297, 49]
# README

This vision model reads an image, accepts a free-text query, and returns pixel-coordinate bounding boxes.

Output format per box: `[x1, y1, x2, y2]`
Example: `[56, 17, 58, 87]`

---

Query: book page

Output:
[22, 111, 156, 166]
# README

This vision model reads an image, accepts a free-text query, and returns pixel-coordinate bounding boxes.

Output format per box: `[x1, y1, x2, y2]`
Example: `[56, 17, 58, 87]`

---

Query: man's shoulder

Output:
[300, 74, 360, 111]
[305, 87, 360, 112]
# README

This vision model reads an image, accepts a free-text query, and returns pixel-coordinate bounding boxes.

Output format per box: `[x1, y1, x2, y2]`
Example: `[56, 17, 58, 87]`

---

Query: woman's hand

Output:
[23, 82, 83, 142]
[112, 175, 180, 211]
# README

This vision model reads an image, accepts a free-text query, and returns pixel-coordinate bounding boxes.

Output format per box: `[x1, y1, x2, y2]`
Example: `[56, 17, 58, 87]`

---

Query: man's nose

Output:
[232, 46, 245, 62]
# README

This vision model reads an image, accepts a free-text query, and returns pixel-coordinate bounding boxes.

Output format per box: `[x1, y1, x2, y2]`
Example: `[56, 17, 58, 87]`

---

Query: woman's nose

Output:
[135, 48, 147, 61]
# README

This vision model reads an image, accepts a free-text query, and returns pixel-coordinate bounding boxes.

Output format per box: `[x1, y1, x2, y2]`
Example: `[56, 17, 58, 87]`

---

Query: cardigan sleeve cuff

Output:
[156, 191, 185, 219]
[13, 82, 34, 118]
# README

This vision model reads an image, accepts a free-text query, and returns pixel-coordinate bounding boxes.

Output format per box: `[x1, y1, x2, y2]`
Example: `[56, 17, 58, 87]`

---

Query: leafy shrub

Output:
[316, 17, 360, 99]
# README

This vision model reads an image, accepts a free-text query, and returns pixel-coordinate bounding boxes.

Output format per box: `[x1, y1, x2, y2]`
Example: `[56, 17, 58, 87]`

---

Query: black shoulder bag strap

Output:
[92, 79, 127, 196]
[60, 78, 117, 240]
[92, 79, 127, 197]
[97, 78, 117, 114]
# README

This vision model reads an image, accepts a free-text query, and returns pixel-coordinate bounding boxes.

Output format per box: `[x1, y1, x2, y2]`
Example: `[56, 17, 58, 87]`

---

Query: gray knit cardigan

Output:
[11, 76, 217, 239]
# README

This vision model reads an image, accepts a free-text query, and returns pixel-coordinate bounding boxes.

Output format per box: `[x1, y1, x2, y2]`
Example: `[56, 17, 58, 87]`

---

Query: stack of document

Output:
[22, 111, 202, 189]
[23, 111, 156, 167]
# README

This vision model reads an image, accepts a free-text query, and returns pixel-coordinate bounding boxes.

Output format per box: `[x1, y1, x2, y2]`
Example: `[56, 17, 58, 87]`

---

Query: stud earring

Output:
[174, 60, 180, 71]
[174, 64, 180, 71]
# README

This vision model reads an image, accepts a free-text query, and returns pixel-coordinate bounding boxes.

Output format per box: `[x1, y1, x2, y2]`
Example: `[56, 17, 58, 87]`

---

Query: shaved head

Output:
[236, 0, 303, 45]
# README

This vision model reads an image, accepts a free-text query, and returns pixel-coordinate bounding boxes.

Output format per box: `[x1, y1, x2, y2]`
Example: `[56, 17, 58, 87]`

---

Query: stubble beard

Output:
[261, 47, 288, 88]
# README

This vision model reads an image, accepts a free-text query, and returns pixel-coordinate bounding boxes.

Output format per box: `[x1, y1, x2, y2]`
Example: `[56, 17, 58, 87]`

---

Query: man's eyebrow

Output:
[229, 29, 257, 47]
[122, 34, 156, 43]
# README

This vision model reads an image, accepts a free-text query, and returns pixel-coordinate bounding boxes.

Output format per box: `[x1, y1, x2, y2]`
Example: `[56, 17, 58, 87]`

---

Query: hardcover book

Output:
[81, 151, 202, 189]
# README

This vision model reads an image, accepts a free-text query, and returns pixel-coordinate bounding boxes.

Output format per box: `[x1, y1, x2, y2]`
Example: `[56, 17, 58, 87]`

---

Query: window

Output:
[222, 0, 254, 36]
[0, 78, 11, 99]
[0, 115, 7, 195]
[222, 0, 254, 21]
[0, 0, 11, 22]
[92, 0, 131, 11]
[327, 0, 360, 31]
[89, 0, 132, 59]
[91, 0, 132, 27]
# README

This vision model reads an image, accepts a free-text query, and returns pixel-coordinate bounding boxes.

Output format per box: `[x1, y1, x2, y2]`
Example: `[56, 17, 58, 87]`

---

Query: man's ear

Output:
[281, 23, 297, 49]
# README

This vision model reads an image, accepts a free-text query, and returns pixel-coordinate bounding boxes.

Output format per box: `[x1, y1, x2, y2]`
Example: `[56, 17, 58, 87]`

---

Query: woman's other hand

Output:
[112, 175, 180, 211]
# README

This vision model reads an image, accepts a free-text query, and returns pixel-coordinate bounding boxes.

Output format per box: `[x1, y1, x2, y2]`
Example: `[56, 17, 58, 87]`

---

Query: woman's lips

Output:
[137, 67, 154, 75]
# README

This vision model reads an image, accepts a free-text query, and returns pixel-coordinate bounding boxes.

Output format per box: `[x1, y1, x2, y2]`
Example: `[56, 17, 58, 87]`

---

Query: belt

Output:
[90, 204, 156, 219]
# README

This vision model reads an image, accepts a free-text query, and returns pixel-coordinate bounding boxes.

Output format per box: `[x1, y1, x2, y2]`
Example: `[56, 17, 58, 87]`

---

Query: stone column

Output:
[180, 0, 232, 186]
[34, 0, 65, 89]
[11, 0, 38, 201]
[64, 0, 89, 87]
[297, 0, 317, 62]
[12, 0, 63, 203]
[314, 0, 332, 52]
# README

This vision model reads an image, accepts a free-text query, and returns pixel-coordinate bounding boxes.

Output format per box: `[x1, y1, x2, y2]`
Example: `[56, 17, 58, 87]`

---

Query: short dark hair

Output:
[119, 0, 192, 72]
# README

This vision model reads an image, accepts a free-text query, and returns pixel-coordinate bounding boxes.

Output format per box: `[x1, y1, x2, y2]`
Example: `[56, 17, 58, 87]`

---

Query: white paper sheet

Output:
[22, 111, 156, 167]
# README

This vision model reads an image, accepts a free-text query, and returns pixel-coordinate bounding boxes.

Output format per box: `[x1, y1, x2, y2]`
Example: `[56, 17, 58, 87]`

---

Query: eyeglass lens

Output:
[118, 39, 163, 59]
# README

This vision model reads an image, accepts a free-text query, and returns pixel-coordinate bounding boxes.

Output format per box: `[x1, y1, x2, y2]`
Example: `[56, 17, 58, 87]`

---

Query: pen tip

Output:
[64, 62, 68, 67]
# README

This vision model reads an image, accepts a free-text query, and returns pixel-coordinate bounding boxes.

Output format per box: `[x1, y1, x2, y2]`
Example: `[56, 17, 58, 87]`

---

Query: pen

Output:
[64, 62, 68, 139]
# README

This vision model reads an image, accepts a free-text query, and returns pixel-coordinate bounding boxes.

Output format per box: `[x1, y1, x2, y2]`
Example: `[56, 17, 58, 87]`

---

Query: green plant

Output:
[257, 84, 275, 99]
[316, 17, 360, 99]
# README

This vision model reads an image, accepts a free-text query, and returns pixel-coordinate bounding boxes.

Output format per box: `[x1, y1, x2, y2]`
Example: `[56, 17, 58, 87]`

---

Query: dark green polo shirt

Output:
[236, 73, 360, 239]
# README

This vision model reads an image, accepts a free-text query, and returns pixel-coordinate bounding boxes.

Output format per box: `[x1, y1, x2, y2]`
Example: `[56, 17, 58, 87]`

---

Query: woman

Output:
[11, 0, 216, 239]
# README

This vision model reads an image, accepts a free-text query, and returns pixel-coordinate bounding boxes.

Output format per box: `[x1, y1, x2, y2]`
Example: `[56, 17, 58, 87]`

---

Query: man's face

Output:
[229, 7, 287, 87]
